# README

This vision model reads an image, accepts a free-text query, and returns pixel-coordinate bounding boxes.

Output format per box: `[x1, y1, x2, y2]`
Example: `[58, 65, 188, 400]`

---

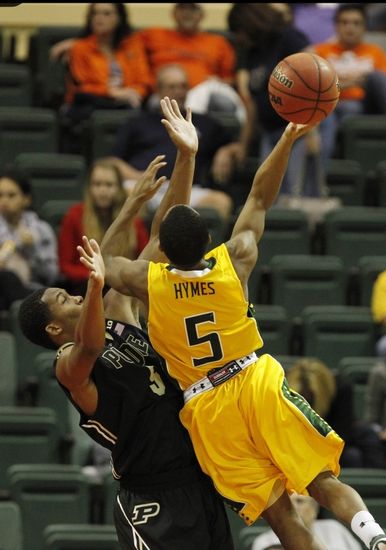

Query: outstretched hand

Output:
[160, 96, 198, 155]
[130, 155, 168, 203]
[284, 121, 320, 141]
[77, 236, 105, 288]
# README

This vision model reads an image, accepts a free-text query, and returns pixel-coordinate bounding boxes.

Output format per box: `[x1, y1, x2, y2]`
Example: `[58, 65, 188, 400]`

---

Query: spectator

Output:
[228, 3, 329, 198]
[252, 493, 362, 550]
[308, 3, 386, 160]
[58, 158, 148, 296]
[286, 358, 385, 469]
[371, 270, 386, 359]
[0, 167, 58, 310]
[61, 3, 152, 152]
[109, 64, 239, 221]
[137, 3, 245, 121]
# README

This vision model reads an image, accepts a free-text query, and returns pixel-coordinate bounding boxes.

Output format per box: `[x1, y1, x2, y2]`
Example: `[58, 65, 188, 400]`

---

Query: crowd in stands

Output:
[1, 2, 386, 547]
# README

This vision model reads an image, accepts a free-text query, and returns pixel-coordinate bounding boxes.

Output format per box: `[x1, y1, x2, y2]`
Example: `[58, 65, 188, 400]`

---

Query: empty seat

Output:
[0, 331, 17, 405]
[8, 464, 90, 550]
[9, 299, 50, 396]
[0, 63, 32, 107]
[339, 468, 386, 498]
[258, 208, 310, 267]
[376, 160, 386, 207]
[323, 207, 386, 270]
[0, 500, 23, 550]
[301, 305, 376, 367]
[44, 524, 119, 550]
[253, 305, 290, 356]
[325, 158, 365, 206]
[358, 256, 386, 306]
[0, 406, 59, 490]
[40, 199, 80, 235]
[14, 152, 85, 215]
[197, 207, 227, 248]
[29, 26, 81, 107]
[270, 255, 346, 319]
[88, 109, 141, 161]
[340, 114, 386, 177]
[0, 107, 58, 165]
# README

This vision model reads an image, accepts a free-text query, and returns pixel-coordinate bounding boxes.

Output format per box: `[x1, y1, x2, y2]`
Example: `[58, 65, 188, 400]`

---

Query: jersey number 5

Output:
[185, 312, 223, 367]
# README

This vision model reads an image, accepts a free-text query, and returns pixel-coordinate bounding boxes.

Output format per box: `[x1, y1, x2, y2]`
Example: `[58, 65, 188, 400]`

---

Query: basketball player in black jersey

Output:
[18, 98, 234, 550]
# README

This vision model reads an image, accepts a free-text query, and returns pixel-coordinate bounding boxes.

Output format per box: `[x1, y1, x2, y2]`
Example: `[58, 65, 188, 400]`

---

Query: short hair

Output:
[334, 3, 367, 24]
[0, 164, 32, 197]
[159, 205, 210, 266]
[18, 288, 57, 350]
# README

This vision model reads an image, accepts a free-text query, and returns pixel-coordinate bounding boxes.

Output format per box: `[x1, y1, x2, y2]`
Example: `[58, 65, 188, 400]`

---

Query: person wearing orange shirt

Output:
[308, 3, 386, 160]
[61, 3, 152, 154]
[137, 3, 245, 121]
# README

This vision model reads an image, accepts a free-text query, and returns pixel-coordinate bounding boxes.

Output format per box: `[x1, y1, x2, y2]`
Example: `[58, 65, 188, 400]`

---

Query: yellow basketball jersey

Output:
[147, 244, 263, 389]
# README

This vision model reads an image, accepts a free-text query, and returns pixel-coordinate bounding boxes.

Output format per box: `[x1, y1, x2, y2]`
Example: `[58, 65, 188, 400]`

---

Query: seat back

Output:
[88, 109, 141, 161]
[40, 199, 80, 235]
[8, 464, 90, 550]
[258, 208, 310, 267]
[0, 500, 23, 550]
[253, 305, 290, 355]
[9, 300, 49, 395]
[326, 158, 365, 206]
[197, 207, 227, 249]
[323, 207, 386, 270]
[301, 305, 376, 366]
[0, 331, 17, 405]
[0, 107, 58, 165]
[270, 255, 346, 319]
[0, 406, 59, 490]
[14, 152, 85, 215]
[44, 524, 119, 550]
[0, 63, 32, 107]
[340, 115, 386, 177]
[358, 256, 386, 306]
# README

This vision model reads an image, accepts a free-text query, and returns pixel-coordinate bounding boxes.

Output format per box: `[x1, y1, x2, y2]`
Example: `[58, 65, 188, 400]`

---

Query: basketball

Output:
[268, 52, 340, 125]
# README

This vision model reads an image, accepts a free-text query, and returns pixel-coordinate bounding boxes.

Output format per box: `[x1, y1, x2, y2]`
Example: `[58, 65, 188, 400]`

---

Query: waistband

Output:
[184, 352, 258, 404]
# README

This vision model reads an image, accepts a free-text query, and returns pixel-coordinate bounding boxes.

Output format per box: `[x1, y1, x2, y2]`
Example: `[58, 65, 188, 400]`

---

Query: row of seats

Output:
[0, 462, 119, 550]
[0, 105, 386, 196]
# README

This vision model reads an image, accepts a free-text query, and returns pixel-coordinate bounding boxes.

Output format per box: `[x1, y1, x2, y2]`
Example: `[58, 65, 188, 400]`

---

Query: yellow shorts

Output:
[180, 353, 344, 525]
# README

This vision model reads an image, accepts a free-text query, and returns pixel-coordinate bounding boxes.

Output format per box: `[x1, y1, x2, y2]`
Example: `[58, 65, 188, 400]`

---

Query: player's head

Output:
[159, 204, 210, 267]
[18, 287, 84, 350]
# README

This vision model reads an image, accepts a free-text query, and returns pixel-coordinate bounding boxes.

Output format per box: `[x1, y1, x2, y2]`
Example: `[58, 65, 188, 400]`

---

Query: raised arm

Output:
[227, 122, 316, 293]
[231, 122, 315, 242]
[55, 238, 105, 416]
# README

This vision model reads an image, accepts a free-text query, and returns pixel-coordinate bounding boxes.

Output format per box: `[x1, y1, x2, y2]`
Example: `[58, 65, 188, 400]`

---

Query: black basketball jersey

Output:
[56, 319, 202, 489]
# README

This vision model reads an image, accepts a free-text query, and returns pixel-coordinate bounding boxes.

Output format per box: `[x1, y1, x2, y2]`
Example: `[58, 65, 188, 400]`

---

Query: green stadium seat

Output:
[0, 406, 60, 491]
[40, 199, 80, 235]
[358, 256, 386, 306]
[269, 255, 346, 319]
[196, 207, 227, 249]
[0, 107, 58, 165]
[0, 63, 32, 107]
[253, 305, 290, 356]
[14, 152, 85, 216]
[325, 158, 365, 206]
[0, 500, 23, 550]
[0, 331, 17, 405]
[301, 305, 376, 367]
[339, 468, 386, 498]
[340, 115, 386, 177]
[323, 207, 386, 270]
[102, 472, 119, 525]
[44, 524, 119, 550]
[8, 464, 90, 550]
[88, 109, 141, 161]
[376, 160, 386, 207]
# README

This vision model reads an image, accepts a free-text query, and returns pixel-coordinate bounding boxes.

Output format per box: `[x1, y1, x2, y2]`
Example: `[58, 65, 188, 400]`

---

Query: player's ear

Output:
[46, 322, 63, 337]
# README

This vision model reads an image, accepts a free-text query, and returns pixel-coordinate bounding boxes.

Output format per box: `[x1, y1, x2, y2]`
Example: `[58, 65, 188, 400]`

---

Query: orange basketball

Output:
[268, 52, 340, 124]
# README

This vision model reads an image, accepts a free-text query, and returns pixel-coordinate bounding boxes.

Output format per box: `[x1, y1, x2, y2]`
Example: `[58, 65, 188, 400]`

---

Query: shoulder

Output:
[71, 35, 97, 53]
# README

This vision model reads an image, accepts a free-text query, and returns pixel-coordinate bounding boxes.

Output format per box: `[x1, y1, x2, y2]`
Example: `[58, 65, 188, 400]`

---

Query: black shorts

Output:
[113, 477, 234, 550]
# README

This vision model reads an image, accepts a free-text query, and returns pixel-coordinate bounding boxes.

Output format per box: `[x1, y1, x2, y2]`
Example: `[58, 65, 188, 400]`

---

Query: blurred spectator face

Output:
[0, 177, 30, 222]
[89, 3, 120, 37]
[335, 8, 366, 48]
[88, 165, 122, 210]
[173, 3, 203, 34]
[156, 66, 190, 110]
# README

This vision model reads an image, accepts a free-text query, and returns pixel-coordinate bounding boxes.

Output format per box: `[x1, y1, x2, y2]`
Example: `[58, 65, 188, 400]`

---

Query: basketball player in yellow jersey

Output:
[80, 118, 386, 550]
